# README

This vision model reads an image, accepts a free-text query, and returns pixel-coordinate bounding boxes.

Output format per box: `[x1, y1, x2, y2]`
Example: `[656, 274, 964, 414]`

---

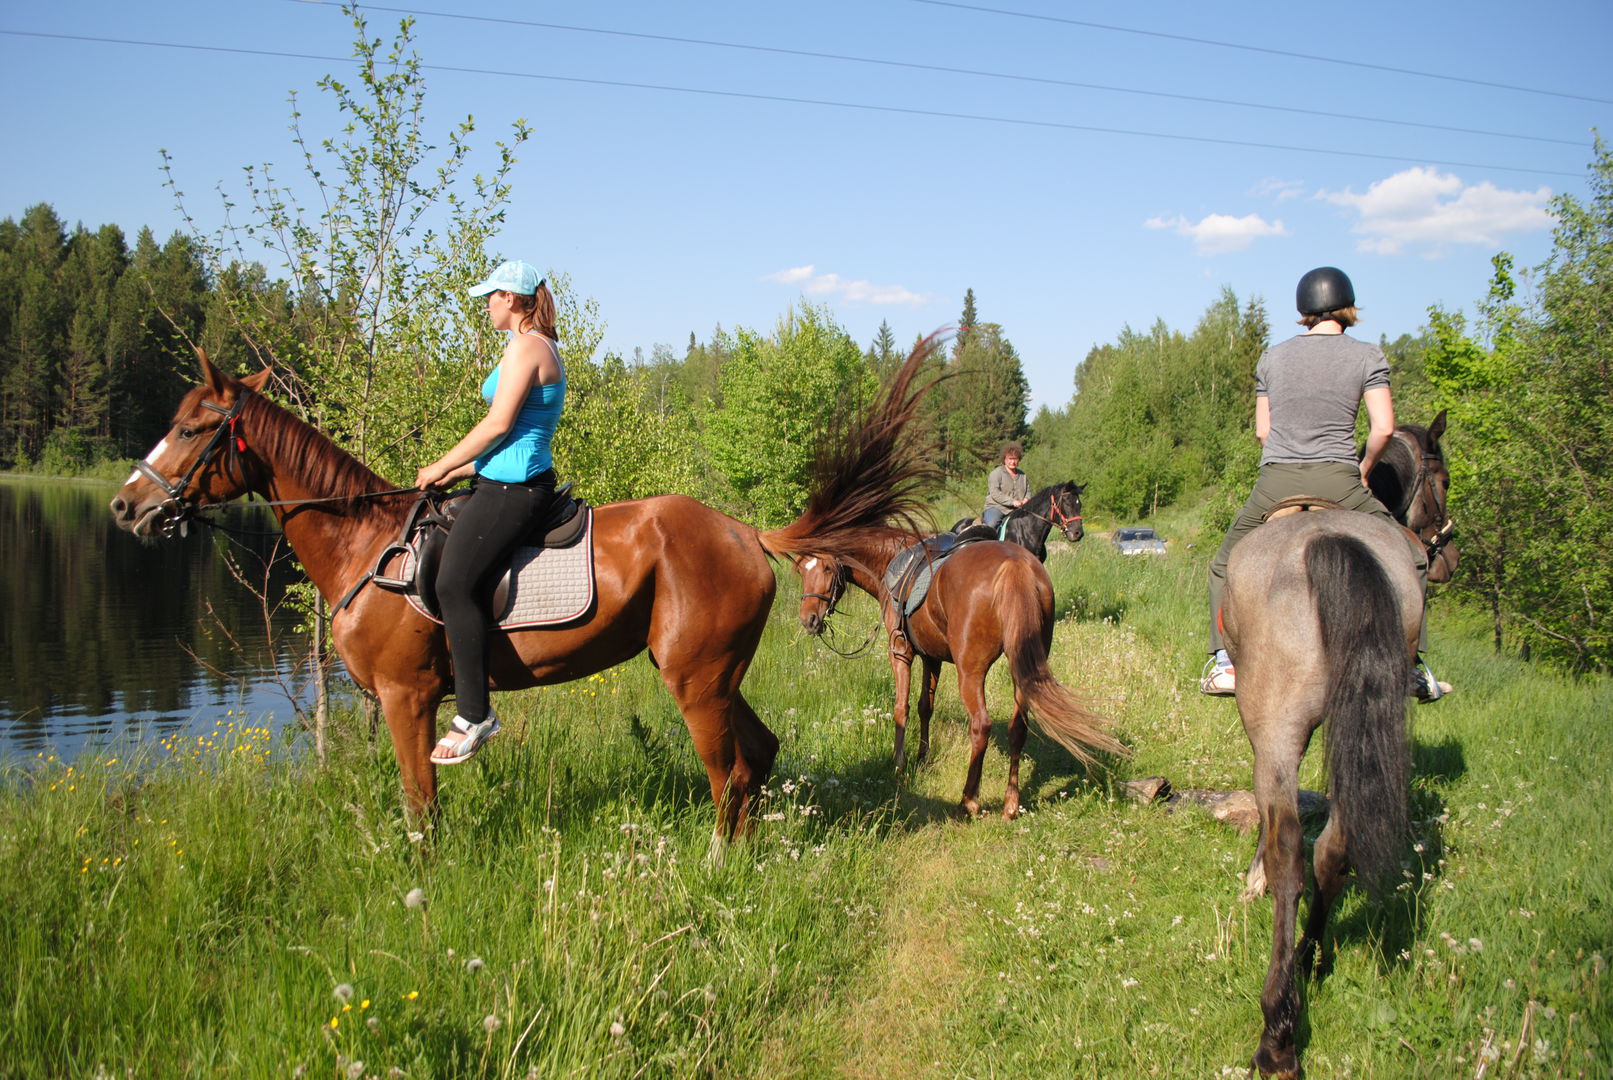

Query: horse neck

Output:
[841, 530, 907, 597]
[241, 395, 406, 604]
[1005, 490, 1054, 552]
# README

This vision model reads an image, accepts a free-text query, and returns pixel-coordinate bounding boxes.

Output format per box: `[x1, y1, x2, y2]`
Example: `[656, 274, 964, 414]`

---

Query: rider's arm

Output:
[1358, 386, 1395, 484]
[1254, 395, 1271, 446]
[415, 335, 546, 489]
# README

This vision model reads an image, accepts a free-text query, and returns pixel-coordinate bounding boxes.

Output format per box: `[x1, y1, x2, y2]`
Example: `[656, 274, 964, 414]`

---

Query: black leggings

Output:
[436, 470, 555, 722]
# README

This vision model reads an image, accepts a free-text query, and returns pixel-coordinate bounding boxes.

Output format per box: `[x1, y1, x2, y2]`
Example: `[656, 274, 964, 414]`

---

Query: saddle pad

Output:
[883, 541, 950, 617]
[403, 513, 596, 629]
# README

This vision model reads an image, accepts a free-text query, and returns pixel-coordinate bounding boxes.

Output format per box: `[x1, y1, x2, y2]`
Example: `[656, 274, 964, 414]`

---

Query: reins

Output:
[143, 389, 418, 537]
[1391, 430, 1456, 563]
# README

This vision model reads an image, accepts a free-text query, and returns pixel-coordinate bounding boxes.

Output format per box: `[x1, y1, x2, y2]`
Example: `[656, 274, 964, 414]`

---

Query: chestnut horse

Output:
[109, 343, 942, 839]
[795, 533, 1123, 817]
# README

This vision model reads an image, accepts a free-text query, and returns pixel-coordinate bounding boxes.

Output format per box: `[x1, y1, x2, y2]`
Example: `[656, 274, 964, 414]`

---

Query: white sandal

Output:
[433, 714, 501, 765]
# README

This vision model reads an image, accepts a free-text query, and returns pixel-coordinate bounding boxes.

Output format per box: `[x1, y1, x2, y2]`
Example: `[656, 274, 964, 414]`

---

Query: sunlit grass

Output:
[1, 519, 1607, 1078]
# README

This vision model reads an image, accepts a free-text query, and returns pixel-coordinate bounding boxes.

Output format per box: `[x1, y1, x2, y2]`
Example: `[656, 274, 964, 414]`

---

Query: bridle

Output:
[1394, 430, 1456, 563]
[134, 395, 249, 538]
[800, 558, 848, 619]
[800, 556, 880, 658]
[1016, 491, 1084, 542]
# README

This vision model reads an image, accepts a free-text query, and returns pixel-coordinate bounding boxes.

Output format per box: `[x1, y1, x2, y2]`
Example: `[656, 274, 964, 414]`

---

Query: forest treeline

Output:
[3, 6, 1606, 675]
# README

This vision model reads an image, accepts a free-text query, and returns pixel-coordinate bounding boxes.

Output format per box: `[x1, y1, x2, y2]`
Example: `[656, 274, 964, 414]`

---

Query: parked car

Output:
[1111, 526, 1167, 556]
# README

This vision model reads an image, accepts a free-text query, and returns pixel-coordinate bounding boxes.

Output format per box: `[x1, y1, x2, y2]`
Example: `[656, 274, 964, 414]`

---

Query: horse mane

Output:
[235, 390, 410, 538]
[759, 335, 949, 560]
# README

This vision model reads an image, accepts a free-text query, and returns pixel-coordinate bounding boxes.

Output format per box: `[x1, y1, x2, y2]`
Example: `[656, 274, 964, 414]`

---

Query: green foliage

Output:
[1035, 289, 1267, 520]
[706, 303, 876, 525]
[1427, 137, 1613, 670]
[167, 4, 528, 485]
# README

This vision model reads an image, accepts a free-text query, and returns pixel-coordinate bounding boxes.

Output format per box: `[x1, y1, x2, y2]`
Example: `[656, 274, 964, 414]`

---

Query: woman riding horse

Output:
[1201, 266, 1447, 701]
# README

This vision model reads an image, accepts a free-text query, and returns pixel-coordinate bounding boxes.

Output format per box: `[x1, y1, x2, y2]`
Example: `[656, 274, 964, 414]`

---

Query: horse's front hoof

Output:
[958, 797, 981, 819]
[1002, 794, 1021, 819]
[1252, 1043, 1300, 1079]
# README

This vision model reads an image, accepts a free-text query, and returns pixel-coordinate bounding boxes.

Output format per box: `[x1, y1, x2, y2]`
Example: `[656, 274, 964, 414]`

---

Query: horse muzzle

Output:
[800, 610, 825, 636]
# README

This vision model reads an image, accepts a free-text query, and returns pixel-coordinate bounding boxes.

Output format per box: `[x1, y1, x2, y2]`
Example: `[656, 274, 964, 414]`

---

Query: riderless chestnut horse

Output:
[1223, 413, 1455, 1078]
[109, 342, 943, 840]
[794, 518, 1123, 818]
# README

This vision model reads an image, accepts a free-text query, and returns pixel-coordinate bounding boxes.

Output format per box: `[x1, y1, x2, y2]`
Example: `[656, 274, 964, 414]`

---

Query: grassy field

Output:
[2, 505, 1608, 1079]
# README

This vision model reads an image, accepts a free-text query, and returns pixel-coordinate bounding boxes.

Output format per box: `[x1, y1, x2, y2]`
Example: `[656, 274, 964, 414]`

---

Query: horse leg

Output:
[957, 664, 992, 818]
[1298, 812, 1349, 974]
[889, 642, 914, 770]
[1241, 829, 1268, 901]
[376, 681, 443, 819]
[1002, 684, 1030, 820]
[1251, 753, 1308, 1080]
[916, 657, 941, 763]
[726, 690, 780, 835]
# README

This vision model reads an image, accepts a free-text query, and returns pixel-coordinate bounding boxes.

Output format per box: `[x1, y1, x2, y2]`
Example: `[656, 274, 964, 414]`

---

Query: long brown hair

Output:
[510, 280, 558, 341]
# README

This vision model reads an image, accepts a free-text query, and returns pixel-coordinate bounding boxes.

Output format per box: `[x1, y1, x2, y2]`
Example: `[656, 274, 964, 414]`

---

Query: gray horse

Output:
[1222, 510, 1424, 1079]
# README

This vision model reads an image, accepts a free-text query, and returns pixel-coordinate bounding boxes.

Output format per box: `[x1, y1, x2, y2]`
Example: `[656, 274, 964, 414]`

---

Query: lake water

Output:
[0, 476, 321, 763]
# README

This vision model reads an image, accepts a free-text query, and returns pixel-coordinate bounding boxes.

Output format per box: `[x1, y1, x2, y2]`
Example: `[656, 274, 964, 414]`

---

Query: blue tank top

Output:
[473, 342, 565, 482]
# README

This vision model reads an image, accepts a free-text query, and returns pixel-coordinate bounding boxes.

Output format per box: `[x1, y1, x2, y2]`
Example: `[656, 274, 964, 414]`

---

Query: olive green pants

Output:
[1207, 461, 1426, 654]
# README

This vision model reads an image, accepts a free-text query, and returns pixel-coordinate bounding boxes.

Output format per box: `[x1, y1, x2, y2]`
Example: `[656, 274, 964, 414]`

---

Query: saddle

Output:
[369, 484, 595, 627]
[883, 531, 964, 618]
[1262, 494, 1344, 521]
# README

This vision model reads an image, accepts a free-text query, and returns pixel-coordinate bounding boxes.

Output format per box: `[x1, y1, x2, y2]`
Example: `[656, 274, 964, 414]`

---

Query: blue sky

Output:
[3, 0, 1608, 411]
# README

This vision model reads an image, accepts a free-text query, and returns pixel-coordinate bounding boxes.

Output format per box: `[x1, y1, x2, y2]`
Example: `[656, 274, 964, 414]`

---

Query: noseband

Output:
[135, 395, 249, 538]
[1020, 496, 1083, 541]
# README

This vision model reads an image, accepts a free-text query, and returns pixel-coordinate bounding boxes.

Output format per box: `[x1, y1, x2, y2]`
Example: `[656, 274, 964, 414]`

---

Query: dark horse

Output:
[949, 480, 1086, 562]
[794, 529, 1123, 818]
[109, 343, 943, 840]
[1223, 412, 1456, 1078]
[1367, 410, 1458, 584]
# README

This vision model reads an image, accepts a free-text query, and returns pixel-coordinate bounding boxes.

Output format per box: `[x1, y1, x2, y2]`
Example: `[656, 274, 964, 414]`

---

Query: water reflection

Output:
[1, 477, 320, 762]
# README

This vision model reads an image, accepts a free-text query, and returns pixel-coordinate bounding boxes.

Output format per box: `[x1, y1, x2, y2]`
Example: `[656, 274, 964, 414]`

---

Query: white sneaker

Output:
[1200, 657, 1236, 696]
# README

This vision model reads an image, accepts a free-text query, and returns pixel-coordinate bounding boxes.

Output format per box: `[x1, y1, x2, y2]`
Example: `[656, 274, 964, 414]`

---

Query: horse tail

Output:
[758, 335, 948, 561]
[1307, 532, 1411, 901]
[995, 558, 1127, 764]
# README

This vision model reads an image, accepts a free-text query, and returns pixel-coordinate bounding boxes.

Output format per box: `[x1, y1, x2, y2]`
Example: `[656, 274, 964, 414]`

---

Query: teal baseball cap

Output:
[468, 259, 542, 297]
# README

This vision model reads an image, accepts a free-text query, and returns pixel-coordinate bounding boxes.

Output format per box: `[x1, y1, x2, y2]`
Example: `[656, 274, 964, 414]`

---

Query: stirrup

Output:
[433, 713, 502, 765]
[1412, 659, 1451, 703]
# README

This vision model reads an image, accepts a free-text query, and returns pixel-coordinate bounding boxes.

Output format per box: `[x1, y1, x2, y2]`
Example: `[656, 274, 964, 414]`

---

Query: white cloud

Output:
[761, 264, 930, 306]
[1252, 177, 1306, 202]
[1145, 212, 1289, 255]
[1317, 167, 1553, 257]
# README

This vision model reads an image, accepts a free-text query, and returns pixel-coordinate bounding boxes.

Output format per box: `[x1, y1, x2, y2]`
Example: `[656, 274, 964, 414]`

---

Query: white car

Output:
[1111, 527, 1167, 556]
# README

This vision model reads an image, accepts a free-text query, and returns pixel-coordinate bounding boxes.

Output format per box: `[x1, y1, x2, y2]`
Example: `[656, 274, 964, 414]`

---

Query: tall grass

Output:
[2, 515, 1607, 1078]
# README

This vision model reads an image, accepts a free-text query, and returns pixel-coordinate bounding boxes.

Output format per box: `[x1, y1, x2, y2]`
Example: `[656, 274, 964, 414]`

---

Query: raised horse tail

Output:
[758, 335, 948, 562]
[1307, 532, 1411, 901]
[994, 558, 1127, 765]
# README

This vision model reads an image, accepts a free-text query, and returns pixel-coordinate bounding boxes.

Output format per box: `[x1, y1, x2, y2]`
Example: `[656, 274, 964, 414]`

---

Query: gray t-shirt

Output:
[1256, 333, 1390, 465]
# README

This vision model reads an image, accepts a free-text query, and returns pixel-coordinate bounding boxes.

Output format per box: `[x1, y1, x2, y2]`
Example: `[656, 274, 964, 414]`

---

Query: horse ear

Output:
[241, 367, 273, 393]
[197, 347, 229, 396]
[1429, 409, 1447, 443]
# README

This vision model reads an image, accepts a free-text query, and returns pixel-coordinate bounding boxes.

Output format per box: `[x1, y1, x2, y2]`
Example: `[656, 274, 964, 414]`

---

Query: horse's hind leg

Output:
[1298, 811, 1349, 973]
[957, 663, 992, 818]
[1001, 690, 1029, 820]
[1252, 757, 1308, 1079]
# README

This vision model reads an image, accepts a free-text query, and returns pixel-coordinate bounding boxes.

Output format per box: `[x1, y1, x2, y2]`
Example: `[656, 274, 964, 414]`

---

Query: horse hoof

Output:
[958, 798, 981, 819]
[1002, 797, 1021, 820]
[1252, 1045, 1299, 1079]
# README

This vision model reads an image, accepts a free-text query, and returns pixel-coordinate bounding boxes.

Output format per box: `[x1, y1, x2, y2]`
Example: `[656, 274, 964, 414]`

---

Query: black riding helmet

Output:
[1296, 266, 1355, 314]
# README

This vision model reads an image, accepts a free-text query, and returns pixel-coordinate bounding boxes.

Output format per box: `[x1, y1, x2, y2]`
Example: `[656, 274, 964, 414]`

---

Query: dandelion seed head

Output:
[609, 1021, 626, 1038]
[484, 1014, 501, 1033]
[404, 888, 426, 909]
[345, 1062, 365, 1080]
[466, 957, 484, 973]
[333, 983, 355, 1004]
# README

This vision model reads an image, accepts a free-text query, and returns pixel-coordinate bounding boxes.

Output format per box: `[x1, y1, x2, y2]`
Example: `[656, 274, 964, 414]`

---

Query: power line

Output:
[903, 0, 1613, 106]
[333, 1, 1588, 148]
[0, 28, 1586, 180]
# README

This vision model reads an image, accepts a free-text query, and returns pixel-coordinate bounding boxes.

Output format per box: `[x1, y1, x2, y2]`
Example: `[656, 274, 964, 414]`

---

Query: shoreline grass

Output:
[2, 524, 1607, 1078]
